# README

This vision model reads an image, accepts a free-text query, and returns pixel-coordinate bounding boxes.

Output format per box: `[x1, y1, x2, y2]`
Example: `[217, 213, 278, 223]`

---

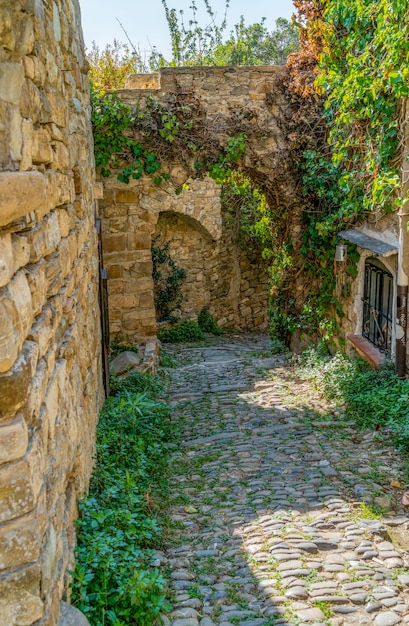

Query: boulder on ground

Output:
[58, 601, 90, 626]
[109, 351, 141, 377]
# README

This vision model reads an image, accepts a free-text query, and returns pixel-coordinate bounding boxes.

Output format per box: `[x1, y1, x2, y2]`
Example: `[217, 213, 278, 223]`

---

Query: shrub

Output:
[298, 346, 409, 452]
[71, 373, 173, 625]
[158, 320, 205, 343]
[198, 308, 222, 335]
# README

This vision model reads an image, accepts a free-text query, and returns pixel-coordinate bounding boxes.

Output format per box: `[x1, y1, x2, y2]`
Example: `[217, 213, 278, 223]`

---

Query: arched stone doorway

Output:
[152, 203, 270, 330]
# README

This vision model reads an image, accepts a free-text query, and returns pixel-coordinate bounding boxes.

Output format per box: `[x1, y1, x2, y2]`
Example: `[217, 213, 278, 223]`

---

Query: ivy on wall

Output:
[265, 0, 409, 345]
[318, 0, 409, 222]
[151, 241, 186, 322]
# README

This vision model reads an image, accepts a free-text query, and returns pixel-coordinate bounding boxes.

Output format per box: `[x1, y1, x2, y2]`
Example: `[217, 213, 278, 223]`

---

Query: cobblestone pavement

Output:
[159, 334, 409, 626]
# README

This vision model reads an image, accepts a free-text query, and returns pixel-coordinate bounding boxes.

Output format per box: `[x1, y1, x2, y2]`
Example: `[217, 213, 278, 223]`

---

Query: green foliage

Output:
[152, 241, 187, 322]
[267, 0, 408, 344]
[87, 40, 165, 91]
[110, 340, 139, 360]
[220, 170, 276, 254]
[71, 372, 173, 625]
[91, 89, 168, 185]
[316, 0, 408, 219]
[158, 320, 205, 343]
[213, 17, 299, 66]
[198, 308, 222, 335]
[161, 0, 298, 67]
[299, 347, 409, 452]
[207, 133, 247, 183]
[109, 369, 163, 397]
[161, 0, 228, 66]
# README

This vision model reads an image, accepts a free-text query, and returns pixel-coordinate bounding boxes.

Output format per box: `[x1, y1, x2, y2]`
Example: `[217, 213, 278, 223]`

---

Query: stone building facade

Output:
[100, 66, 296, 343]
[334, 102, 409, 372]
[0, 1, 104, 624]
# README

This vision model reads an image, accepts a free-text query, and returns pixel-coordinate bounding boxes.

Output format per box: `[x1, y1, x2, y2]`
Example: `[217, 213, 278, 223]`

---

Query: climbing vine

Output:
[265, 0, 409, 344]
[317, 0, 409, 220]
[92, 89, 168, 184]
[152, 241, 187, 322]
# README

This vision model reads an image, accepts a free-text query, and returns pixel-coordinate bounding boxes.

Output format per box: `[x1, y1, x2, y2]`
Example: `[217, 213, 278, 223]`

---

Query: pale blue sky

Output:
[79, 0, 295, 57]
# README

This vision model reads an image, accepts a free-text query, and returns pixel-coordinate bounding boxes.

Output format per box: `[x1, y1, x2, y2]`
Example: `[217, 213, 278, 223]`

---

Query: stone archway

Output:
[99, 66, 297, 345]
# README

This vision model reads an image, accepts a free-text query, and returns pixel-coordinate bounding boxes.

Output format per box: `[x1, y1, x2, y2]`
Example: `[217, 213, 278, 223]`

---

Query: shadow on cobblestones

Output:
[159, 334, 409, 626]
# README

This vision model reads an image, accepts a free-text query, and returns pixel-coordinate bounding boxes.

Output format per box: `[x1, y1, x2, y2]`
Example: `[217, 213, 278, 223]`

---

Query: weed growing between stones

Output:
[70, 372, 174, 625]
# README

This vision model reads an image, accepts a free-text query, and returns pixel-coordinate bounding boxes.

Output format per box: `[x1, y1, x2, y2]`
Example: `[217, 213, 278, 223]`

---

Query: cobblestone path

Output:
[160, 334, 409, 626]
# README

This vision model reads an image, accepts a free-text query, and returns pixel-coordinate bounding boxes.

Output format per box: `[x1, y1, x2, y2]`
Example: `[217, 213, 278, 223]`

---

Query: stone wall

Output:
[154, 203, 269, 329]
[100, 66, 295, 342]
[0, 1, 104, 624]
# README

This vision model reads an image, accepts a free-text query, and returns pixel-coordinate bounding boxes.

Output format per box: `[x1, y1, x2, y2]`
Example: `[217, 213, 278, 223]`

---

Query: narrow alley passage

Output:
[159, 335, 409, 626]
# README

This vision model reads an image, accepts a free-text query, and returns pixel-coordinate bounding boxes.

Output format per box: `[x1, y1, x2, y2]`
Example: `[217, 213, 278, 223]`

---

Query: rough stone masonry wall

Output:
[100, 66, 294, 342]
[0, 1, 104, 624]
[155, 203, 269, 329]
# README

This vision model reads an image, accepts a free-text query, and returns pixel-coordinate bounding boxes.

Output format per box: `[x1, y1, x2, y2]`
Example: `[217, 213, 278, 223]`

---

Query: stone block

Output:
[0, 62, 25, 105]
[0, 450, 40, 523]
[41, 522, 58, 596]
[26, 260, 47, 316]
[0, 340, 38, 420]
[32, 127, 53, 164]
[44, 91, 68, 128]
[19, 118, 34, 171]
[52, 140, 70, 169]
[0, 272, 33, 374]
[9, 106, 23, 161]
[0, 493, 46, 570]
[44, 369, 60, 441]
[7, 270, 33, 338]
[0, 414, 28, 465]
[25, 358, 48, 425]
[127, 232, 151, 250]
[45, 171, 73, 211]
[102, 233, 127, 253]
[115, 189, 138, 203]
[26, 212, 61, 263]
[93, 182, 104, 199]
[10, 234, 31, 276]
[57, 208, 71, 238]
[0, 171, 46, 227]
[0, 563, 43, 625]
[15, 14, 35, 57]
[107, 265, 123, 279]
[20, 78, 41, 121]
[108, 294, 138, 310]
[0, 233, 13, 288]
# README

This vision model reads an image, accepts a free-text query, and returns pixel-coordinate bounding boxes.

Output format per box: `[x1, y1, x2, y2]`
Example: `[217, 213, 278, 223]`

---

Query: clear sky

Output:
[79, 0, 295, 58]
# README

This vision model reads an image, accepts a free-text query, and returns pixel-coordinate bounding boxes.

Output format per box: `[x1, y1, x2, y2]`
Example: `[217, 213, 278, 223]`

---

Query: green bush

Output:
[158, 320, 205, 343]
[299, 347, 409, 452]
[198, 308, 222, 335]
[71, 373, 173, 625]
[110, 340, 139, 360]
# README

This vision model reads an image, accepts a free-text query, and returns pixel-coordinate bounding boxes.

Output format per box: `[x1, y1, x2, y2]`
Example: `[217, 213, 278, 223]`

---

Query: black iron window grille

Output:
[362, 258, 393, 353]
